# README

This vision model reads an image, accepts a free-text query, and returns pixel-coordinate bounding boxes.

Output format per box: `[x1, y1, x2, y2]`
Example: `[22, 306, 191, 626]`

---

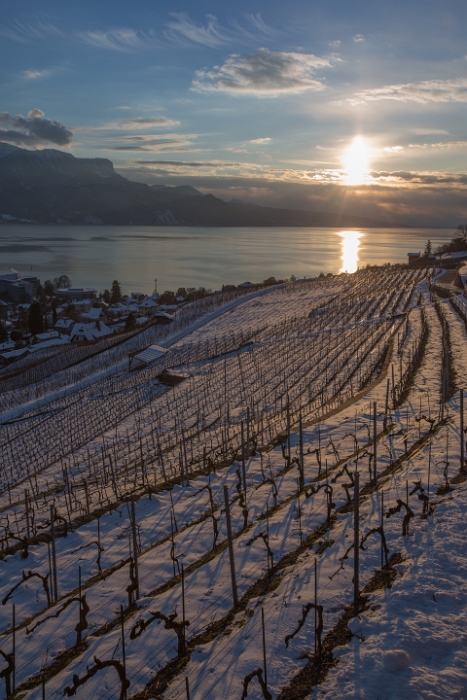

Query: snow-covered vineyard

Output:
[1, 266, 467, 700]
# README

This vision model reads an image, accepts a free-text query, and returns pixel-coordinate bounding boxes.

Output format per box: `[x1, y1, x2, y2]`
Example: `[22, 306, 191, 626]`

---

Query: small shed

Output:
[407, 252, 420, 267]
[128, 344, 168, 370]
[154, 311, 174, 324]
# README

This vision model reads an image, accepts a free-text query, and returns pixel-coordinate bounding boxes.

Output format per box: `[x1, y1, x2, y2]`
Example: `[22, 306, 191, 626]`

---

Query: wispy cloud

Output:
[250, 137, 271, 144]
[0, 19, 63, 43]
[22, 69, 51, 80]
[352, 78, 467, 104]
[193, 48, 332, 95]
[0, 108, 72, 148]
[164, 13, 227, 47]
[133, 160, 242, 167]
[353, 34, 365, 42]
[118, 117, 180, 129]
[408, 140, 467, 149]
[369, 170, 467, 185]
[75, 117, 180, 132]
[78, 28, 157, 51]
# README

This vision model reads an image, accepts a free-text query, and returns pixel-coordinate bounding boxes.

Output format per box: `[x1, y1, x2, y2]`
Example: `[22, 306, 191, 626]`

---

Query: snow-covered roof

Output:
[69, 321, 114, 342]
[0, 348, 28, 360]
[438, 251, 467, 260]
[139, 297, 158, 308]
[34, 331, 60, 342]
[132, 344, 168, 365]
[28, 338, 69, 352]
[155, 311, 174, 320]
[55, 318, 74, 330]
[82, 307, 105, 320]
[238, 281, 255, 287]
[0, 341, 15, 351]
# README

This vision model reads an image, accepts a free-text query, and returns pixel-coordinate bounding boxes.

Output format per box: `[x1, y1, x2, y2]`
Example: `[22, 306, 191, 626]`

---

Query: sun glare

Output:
[339, 230, 362, 274]
[343, 136, 370, 185]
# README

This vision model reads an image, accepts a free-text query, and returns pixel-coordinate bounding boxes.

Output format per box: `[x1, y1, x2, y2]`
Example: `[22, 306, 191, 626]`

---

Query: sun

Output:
[343, 136, 370, 185]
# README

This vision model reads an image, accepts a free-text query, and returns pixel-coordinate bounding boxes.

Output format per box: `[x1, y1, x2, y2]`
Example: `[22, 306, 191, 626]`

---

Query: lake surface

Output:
[0, 225, 453, 295]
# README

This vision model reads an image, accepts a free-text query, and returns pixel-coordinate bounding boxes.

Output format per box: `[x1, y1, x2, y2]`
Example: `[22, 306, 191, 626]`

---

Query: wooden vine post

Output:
[261, 607, 268, 690]
[373, 401, 377, 481]
[223, 485, 238, 608]
[130, 499, 140, 600]
[50, 505, 58, 603]
[461, 389, 464, 471]
[120, 604, 127, 700]
[299, 413, 305, 490]
[353, 471, 360, 613]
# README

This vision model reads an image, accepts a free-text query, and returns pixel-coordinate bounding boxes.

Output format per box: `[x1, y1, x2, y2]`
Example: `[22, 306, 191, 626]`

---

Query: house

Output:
[54, 318, 75, 334]
[28, 337, 69, 352]
[0, 299, 8, 320]
[55, 287, 97, 302]
[238, 281, 255, 288]
[138, 297, 159, 316]
[80, 306, 109, 323]
[32, 331, 60, 343]
[0, 273, 39, 303]
[0, 347, 28, 365]
[69, 322, 115, 342]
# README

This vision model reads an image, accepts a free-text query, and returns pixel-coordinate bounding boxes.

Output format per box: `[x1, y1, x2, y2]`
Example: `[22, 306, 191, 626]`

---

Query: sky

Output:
[1, 0, 467, 226]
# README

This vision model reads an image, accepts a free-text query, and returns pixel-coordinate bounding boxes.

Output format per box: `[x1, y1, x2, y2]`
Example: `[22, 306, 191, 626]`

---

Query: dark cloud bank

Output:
[0, 108, 72, 147]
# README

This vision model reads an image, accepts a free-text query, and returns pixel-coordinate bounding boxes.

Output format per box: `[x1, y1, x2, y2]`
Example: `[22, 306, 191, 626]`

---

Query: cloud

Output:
[369, 170, 467, 185]
[0, 19, 63, 43]
[107, 140, 192, 152]
[410, 128, 450, 135]
[0, 109, 72, 148]
[75, 118, 180, 132]
[118, 117, 180, 129]
[353, 78, 467, 104]
[133, 160, 242, 167]
[164, 13, 227, 47]
[250, 137, 271, 144]
[78, 28, 156, 51]
[353, 34, 365, 42]
[408, 140, 467, 149]
[193, 48, 332, 95]
[22, 69, 50, 80]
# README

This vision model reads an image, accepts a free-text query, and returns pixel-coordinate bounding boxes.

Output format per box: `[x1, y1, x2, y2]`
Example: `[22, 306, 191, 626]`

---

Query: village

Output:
[0, 273, 262, 367]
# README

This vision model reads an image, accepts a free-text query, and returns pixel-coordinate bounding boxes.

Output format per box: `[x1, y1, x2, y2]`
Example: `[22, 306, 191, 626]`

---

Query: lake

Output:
[0, 225, 453, 295]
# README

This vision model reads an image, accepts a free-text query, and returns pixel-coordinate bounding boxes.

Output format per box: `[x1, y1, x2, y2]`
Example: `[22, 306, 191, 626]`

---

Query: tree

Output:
[125, 312, 137, 331]
[423, 240, 432, 257]
[53, 275, 72, 289]
[102, 289, 111, 304]
[0, 323, 7, 343]
[176, 287, 187, 299]
[10, 330, 23, 344]
[44, 280, 55, 296]
[159, 290, 176, 305]
[28, 302, 44, 336]
[110, 280, 122, 304]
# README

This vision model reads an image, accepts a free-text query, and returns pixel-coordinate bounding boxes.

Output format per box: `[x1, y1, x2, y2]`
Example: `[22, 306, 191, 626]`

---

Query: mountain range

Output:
[0, 143, 395, 227]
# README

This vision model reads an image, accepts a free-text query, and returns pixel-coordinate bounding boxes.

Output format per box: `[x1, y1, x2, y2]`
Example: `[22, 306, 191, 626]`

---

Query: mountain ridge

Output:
[0, 143, 402, 227]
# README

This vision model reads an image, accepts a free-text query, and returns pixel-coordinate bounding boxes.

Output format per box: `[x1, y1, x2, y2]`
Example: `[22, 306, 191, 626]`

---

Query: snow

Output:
[2, 266, 466, 700]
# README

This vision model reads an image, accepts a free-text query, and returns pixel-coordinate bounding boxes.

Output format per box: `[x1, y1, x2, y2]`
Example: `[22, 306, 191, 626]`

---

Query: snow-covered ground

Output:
[2, 265, 465, 700]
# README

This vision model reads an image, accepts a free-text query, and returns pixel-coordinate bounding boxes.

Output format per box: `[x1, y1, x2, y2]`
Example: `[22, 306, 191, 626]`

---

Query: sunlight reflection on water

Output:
[339, 230, 362, 273]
